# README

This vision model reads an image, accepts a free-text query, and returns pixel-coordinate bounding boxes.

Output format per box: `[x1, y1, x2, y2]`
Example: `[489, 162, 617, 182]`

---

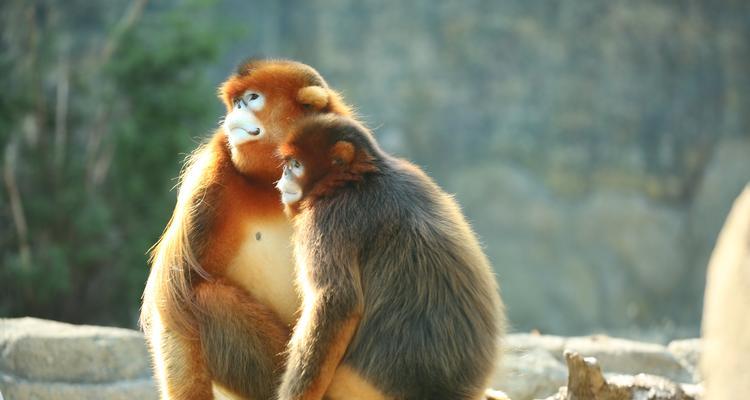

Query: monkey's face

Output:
[219, 61, 334, 179]
[224, 90, 266, 147]
[276, 158, 306, 205]
[277, 117, 369, 208]
[275, 152, 338, 207]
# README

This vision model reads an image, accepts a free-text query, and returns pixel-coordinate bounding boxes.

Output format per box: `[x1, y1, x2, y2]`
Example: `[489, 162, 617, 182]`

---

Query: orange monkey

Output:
[140, 59, 352, 400]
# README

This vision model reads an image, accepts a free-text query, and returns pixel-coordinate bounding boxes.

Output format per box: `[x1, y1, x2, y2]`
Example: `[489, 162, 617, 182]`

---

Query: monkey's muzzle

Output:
[276, 173, 302, 205]
[224, 108, 265, 146]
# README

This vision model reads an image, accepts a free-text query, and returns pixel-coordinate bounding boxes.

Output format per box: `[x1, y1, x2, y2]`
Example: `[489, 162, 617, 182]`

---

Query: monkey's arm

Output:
[194, 280, 290, 399]
[278, 261, 363, 400]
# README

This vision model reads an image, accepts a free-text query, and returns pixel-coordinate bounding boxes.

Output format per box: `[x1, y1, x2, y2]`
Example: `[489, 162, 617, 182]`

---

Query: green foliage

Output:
[0, 0, 228, 326]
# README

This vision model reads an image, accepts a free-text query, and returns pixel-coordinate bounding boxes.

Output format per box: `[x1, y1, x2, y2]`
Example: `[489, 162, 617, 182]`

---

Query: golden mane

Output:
[140, 138, 220, 338]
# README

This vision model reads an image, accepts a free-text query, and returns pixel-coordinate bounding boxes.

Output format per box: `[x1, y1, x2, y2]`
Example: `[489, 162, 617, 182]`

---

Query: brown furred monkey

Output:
[140, 60, 352, 400]
[276, 114, 505, 400]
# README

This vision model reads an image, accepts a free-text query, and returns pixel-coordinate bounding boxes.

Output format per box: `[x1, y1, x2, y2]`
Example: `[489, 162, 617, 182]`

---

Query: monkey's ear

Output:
[330, 141, 355, 166]
[297, 86, 329, 110]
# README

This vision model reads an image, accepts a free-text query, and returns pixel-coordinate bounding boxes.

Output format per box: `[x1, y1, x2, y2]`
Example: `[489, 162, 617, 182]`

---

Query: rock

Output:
[497, 334, 568, 399]
[505, 333, 567, 356]
[0, 318, 706, 400]
[500, 346, 567, 400]
[0, 317, 156, 400]
[701, 185, 750, 400]
[543, 351, 699, 400]
[0, 317, 151, 383]
[494, 334, 700, 400]
[668, 339, 702, 382]
[0, 374, 156, 400]
[562, 335, 691, 383]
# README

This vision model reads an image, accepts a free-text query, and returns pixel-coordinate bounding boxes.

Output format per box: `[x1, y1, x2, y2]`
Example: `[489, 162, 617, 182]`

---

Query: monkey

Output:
[140, 59, 353, 400]
[275, 114, 505, 400]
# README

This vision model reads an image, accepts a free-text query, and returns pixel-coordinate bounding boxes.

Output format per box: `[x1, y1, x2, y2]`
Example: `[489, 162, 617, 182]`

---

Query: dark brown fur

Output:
[278, 115, 505, 400]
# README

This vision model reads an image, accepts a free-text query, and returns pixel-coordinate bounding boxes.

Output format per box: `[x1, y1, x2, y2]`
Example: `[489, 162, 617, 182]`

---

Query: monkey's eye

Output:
[289, 159, 304, 177]
[242, 91, 265, 111]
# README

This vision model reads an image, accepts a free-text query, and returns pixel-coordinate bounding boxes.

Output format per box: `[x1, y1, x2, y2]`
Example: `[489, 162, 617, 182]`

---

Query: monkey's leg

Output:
[325, 365, 391, 400]
[278, 301, 362, 400]
[195, 280, 291, 400]
[148, 309, 214, 400]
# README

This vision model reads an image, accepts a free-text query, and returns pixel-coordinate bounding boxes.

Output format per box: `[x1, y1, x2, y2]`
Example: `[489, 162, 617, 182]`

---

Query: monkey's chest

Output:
[224, 219, 299, 325]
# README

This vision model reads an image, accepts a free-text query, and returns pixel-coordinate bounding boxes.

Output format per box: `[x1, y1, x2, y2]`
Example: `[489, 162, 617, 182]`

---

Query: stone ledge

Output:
[0, 373, 156, 400]
[0, 318, 703, 400]
[0, 317, 151, 383]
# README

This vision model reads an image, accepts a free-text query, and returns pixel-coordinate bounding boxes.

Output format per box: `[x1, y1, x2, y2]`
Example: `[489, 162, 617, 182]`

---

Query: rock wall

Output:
[212, 0, 750, 335]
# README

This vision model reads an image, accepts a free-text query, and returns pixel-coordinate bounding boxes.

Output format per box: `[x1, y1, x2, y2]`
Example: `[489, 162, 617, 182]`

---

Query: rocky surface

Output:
[0, 317, 707, 400]
[498, 333, 702, 400]
[0, 318, 156, 400]
[542, 351, 701, 400]
[700, 186, 750, 399]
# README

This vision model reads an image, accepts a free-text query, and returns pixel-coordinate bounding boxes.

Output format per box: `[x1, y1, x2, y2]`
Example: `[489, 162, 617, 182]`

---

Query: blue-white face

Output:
[223, 90, 266, 147]
[276, 158, 305, 205]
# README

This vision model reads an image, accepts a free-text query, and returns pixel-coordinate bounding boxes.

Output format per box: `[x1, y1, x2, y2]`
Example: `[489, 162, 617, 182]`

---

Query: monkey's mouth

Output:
[223, 109, 265, 147]
[227, 127, 263, 146]
[280, 190, 302, 205]
[276, 179, 302, 205]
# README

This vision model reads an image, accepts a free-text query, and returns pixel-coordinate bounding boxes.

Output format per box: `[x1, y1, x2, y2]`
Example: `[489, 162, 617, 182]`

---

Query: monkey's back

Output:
[317, 158, 504, 400]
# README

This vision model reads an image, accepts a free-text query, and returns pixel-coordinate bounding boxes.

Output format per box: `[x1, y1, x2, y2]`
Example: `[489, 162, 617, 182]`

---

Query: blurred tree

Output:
[0, 0, 227, 327]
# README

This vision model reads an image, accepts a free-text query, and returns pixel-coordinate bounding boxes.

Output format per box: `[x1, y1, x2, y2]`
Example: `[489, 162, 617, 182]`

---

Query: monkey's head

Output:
[219, 59, 352, 179]
[276, 115, 379, 213]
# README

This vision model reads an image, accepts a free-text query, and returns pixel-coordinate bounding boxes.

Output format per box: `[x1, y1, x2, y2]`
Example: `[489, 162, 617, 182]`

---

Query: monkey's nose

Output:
[224, 108, 265, 146]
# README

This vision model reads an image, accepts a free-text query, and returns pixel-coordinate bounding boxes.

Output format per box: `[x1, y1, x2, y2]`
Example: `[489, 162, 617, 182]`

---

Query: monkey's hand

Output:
[277, 287, 362, 400]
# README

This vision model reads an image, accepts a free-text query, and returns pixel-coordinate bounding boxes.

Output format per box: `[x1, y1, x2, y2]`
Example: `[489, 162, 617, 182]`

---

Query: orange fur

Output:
[305, 152, 376, 202]
[141, 59, 354, 400]
[194, 280, 290, 399]
[330, 141, 355, 165]
[150, 314, 214, 400]
[198, 137, 284, 274]
[279, 117, 378, 215]
[297, 86, 330, 110]
[326, 366, 391, 400]
[299, 315, 362, 400]
[194, 280, 289, 353]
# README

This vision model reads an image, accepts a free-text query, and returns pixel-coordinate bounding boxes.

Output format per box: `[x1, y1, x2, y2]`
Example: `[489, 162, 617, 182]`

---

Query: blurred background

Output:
[1, 0, 749, 342]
